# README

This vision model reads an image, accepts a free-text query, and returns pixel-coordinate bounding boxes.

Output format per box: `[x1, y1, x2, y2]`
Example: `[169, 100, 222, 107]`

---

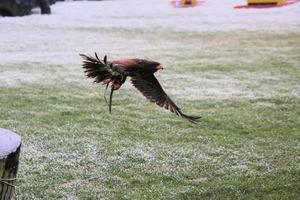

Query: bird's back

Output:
[112, 59, 161, 73]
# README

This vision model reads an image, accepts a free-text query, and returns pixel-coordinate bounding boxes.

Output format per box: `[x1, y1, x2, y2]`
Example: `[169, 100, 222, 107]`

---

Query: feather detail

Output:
[131, 73, 200, 123]
[80, 53, 111, 83]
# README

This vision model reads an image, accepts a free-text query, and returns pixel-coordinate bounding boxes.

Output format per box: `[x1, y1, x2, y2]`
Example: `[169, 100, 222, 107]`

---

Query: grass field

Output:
[1, 1, 300, 199]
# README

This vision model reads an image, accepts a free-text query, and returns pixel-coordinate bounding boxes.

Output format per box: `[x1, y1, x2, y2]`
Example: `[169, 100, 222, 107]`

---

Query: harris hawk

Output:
[80, 53, 200, 123]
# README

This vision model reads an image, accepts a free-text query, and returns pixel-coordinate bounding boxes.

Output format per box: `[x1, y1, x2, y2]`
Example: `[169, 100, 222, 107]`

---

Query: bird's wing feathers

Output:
[80, 54, 111, 83]
[131, 74, 200, 123]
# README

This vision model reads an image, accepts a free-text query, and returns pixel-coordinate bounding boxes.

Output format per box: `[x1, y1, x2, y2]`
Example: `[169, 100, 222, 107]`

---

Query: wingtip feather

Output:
[180, 113, 201, 123]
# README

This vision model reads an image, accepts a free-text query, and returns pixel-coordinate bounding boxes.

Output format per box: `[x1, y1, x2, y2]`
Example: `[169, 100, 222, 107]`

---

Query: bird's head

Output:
[141, 60, 163, 72]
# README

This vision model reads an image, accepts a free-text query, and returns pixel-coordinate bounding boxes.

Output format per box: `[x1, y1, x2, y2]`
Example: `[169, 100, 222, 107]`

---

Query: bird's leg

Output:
[109, 85, 114, 114]
[103, 82, 109, 105]
[108, 76, 118, 114]
[120, 75, 127, 84]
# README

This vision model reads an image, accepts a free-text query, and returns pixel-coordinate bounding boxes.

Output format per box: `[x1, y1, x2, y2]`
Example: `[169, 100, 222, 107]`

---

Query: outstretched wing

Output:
[80, 53, 111, 83]
[131, 73, 200, 123]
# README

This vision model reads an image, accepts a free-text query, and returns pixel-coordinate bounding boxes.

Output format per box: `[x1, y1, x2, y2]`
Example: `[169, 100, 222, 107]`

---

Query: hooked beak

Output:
[157, 64, 164, 70]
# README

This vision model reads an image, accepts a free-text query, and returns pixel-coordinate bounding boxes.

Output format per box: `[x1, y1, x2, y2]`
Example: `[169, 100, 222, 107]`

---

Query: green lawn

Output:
[0, 27, 300, 199]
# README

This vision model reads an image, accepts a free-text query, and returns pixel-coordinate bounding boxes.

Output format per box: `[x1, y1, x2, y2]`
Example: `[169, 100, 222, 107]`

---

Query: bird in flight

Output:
[80, 53, 200, 123]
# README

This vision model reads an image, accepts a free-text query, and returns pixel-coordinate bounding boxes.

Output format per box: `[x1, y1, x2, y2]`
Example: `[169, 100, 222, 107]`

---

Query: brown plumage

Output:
[80, 53, 200, 123]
